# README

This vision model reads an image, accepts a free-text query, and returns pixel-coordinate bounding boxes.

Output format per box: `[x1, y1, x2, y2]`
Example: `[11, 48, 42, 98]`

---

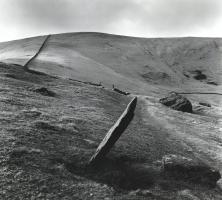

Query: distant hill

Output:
[0, 32, 221, 95]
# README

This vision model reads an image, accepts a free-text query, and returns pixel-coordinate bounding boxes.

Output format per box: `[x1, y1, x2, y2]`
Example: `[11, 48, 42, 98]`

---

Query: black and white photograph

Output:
[0, 0, 222, 199]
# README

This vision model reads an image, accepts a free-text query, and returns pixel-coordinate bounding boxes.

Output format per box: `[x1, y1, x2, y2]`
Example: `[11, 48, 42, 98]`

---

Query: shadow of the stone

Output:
[65, 156, 158, 190]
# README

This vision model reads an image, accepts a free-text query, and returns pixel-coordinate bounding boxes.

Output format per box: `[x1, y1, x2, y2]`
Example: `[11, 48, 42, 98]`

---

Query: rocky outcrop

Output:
[112, 85, 130, 95]
[177, 189, 200, 200]
[207, 81, 218, 85]
[159, 92, 193, 113]
[199, 102, 211, 107]
[192, 70, 207, 80]
[34, 87, 56, 97]
[162, 154, 221, 187]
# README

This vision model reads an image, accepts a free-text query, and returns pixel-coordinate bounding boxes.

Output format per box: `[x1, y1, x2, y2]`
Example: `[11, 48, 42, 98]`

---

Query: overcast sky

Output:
[0, 0, 222, 42]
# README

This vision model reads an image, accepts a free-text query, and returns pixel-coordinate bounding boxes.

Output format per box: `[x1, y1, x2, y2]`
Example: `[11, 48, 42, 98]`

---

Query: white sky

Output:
[0, 0, 222, 42]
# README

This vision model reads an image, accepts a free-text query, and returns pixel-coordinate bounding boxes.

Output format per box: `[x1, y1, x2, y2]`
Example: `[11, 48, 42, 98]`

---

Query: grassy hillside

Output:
[0, 32, 221, 94]
[0, 33, 222, 199]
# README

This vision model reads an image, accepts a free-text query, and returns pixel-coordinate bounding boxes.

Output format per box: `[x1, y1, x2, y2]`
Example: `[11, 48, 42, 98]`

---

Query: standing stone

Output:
[89, 97, 137, 165]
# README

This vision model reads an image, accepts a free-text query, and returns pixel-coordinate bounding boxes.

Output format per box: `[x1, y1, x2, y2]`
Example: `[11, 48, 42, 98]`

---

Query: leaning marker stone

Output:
[89, 96, 137, 165]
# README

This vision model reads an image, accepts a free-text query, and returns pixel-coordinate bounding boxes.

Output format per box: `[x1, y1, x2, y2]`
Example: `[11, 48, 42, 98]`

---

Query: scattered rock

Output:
[194, 73, 207, 80]
[113, 88, 130, 95]
[177, 189, 200, 200]
[34, 121, 61, 132]
[112, 85, 130, 95]
[14, 171, 23, 178]
[128, 189, 141, 196]
[192, 70, 207, 80]
[40, 185, 48, 192]
[10, 147, 30, 157]
[139, 189, 153, 196]
[29, 148, 42, 153]
[129, 188, 153, 197]
[207, 81, 218, 86]
[21, 109, 42, 118]
[183, 73, 190, 78]
[5, 73, 17, 79]
[11, 147, 42, 157]
[162, 154, 221, 187]
[159, 92, 193, 113]
[33, 87, 56, 97]
[199, 102, 211, 107]
[83, 139, 97, 146]
[37, 193, 43, 198]
[86, 81, 102, 87]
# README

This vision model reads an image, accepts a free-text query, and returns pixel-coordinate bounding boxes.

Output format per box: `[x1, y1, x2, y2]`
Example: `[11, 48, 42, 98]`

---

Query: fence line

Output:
[178, 92, 222, 96]
[24, 35, 51, 70]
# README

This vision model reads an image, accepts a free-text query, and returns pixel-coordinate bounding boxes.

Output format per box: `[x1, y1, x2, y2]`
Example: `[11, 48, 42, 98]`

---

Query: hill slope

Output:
[0, 32, 222, 199]
[0, 32, 222, 95]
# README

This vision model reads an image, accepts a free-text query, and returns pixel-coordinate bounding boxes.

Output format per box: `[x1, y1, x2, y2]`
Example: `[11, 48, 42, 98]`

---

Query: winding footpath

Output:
[139, 95, 222, 172]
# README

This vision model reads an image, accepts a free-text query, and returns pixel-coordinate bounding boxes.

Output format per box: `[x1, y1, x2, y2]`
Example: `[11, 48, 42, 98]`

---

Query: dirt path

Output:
[115, 95, 196, 164]
[139, 95, 222, 171]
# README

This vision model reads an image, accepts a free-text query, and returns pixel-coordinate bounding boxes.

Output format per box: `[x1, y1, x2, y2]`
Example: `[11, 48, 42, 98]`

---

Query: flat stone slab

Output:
[89, 96, 137, 165]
